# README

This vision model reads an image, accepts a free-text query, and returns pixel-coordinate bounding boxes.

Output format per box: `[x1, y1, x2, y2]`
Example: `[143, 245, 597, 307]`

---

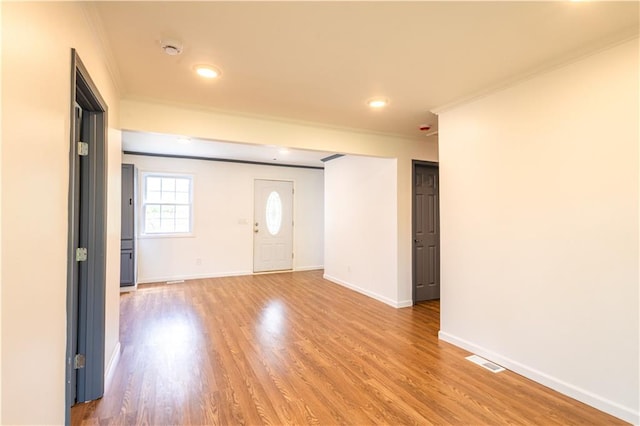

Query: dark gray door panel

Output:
[413, 163, 440, 302]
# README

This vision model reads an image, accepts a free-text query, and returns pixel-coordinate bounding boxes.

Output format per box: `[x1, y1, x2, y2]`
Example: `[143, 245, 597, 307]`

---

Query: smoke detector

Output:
[160, 39, 183, 56]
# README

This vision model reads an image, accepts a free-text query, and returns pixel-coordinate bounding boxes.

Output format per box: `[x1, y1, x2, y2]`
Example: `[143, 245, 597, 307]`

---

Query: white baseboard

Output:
[294, 265, 324, 272]
[323, 274, 405, 308]
[136, 270, 252, 284]
[104, 341, 121, 391]
[438, 331, 639, 425]
[138, 268, 325, 284]
[396, 299, 413, 308]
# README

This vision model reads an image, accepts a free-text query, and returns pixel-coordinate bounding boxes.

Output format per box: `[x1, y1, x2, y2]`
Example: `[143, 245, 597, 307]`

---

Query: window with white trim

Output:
[142, 173, 193, 235]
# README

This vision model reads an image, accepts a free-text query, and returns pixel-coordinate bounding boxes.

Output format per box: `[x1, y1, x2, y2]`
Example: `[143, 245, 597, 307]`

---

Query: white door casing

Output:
[254, 179, 294, 272]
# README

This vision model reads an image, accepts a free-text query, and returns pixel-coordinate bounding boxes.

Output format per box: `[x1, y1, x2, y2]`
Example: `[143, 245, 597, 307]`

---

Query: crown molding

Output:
[81, 2, 125, 96]
[432, 27, 639, 115]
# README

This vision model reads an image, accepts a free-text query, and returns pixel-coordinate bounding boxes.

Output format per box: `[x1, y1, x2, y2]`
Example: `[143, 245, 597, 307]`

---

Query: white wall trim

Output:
[294, 265, 324, 272]
[137, 268, 324, 284]
[432, 30, 639, 115]
[323, 274, 403, 308]
[136, 270, 252, 284]
[80, 3, 124, 95]
[396, 299, 413, 308]
[438, 331, 639, 425]
[104, 341, 121, 392]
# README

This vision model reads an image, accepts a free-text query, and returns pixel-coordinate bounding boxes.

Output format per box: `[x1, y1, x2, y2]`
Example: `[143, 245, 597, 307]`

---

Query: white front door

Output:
[253, 179, 294, 272]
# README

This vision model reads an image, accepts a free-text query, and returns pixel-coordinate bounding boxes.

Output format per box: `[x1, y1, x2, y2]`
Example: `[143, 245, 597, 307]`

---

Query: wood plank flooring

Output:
[72, 271, 626, 425]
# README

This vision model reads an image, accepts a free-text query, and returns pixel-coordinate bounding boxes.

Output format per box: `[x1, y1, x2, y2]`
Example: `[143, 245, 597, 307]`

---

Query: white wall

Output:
[1, 3, 121, 424]
[0, 3, 3, 419]
[438, 39, 639, 423]
[324, 156, 400, 306]
[104, 130, 122, 382]
[120, 101, 437, 303]
[123, 154, 324, 282]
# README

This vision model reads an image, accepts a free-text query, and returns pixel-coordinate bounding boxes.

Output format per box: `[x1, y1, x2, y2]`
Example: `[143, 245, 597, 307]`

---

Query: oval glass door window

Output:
[265, 191, 283, 235]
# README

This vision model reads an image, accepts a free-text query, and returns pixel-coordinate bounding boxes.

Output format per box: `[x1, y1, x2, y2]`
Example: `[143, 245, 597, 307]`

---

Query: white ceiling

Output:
[93, 1, 638, 156]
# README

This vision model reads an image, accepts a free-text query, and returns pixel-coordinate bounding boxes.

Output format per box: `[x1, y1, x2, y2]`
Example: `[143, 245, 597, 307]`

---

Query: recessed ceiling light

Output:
[367, 98, 389, 108]
[194, 65, 221, 79]
[177, 137, 191, 144]
[279, 148, 290, 155]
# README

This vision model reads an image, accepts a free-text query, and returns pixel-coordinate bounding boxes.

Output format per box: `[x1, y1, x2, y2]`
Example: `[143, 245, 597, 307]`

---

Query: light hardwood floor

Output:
[72, 270, 625, 425]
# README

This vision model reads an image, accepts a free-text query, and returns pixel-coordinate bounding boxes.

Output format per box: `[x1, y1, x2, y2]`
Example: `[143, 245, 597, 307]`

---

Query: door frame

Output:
[411, 160, 440, 305]
[65, 49, 108, 424]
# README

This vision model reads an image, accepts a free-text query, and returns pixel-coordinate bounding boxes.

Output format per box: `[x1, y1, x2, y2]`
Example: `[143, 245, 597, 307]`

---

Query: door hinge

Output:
[73, 354, 86, 369]
[292, 252, 294, 259]
[76, 247, 88, 262]
[78, 141, 89, 156]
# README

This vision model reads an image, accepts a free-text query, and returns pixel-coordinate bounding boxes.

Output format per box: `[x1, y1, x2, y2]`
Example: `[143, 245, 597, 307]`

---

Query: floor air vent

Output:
[466, 355, 506, 373]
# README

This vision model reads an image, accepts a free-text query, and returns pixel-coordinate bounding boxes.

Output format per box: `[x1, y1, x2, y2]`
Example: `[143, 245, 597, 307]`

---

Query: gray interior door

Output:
[413, 163, 440, 302]
[69, 104, 82, 404]
[66, 51, 108, 424]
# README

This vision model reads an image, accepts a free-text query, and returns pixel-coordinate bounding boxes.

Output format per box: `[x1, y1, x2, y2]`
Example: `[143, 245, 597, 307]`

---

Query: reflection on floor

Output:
[71, 270, 623, 425]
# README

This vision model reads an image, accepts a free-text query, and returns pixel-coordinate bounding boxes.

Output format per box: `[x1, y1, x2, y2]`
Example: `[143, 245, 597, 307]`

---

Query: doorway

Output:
[412, 161, 440, 303]
[253, 179, 294, 272]
[65, 50, 108, 423]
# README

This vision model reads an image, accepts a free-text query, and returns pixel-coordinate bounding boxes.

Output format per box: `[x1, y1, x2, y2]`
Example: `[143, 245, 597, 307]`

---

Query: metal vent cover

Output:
[466, 355, 506, 373]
